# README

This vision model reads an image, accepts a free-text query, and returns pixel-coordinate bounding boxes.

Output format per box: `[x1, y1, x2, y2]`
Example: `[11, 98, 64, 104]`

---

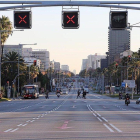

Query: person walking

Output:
[45, 90, 49, 99]
[83, 90, 87, 99]
[77, 89, 81, 99]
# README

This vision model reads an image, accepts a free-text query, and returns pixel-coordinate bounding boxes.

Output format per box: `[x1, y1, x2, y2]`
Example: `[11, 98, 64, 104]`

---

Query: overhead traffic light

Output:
[33, 60, 36, 66]
[110, 11, 127, 29]
[128, 55, 131, 62]
[14, 11, 32, 29]
[116, 63, 118, 68]
[62, 11, 79, 29]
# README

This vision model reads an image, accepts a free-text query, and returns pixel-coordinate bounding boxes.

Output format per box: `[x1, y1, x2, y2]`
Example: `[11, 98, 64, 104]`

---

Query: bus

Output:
[22, 85, 39, 99]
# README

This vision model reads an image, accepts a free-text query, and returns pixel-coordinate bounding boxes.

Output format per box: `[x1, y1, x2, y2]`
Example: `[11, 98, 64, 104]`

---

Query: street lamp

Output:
[18, 43, 37, 92]
[0, 29, 24, 93]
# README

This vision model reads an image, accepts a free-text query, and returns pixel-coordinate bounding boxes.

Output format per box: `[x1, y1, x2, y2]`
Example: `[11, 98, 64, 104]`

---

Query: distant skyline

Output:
[1, 1, 140, 73]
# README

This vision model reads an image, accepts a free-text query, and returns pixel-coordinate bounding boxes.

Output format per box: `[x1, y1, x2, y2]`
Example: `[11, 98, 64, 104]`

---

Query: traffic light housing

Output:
[116, 63, 118, 68]
[128, 55, 131, 62]
[33, 60, 36, 66]
[110, 11, 127, 29]
[14, 11, 32, 29]
[62, 11, 79, 29]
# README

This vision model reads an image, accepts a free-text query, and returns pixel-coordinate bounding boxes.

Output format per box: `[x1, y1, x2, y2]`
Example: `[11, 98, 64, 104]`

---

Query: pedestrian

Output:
[77, 89, 81, 99]
[83, 90, 87, 99]
[45, 90, 49, 99]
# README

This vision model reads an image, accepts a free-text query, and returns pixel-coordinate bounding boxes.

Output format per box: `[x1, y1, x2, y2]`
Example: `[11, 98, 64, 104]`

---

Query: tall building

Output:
[54, 62, 60, 71]
[86, 54, 106, 70]
[61, 65, 69, 71]
[3, 45, 23, 56]
[108, 29, 130, 64]
[87, 55, 94, 69]
[101, 59, 108, 70]
[81, 59, 88, 70]
[32, 49, 50, 70]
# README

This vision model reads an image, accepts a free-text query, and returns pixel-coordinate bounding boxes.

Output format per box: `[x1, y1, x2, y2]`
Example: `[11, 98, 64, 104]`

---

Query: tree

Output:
[0, 16, 13, 56]
[79, 69, 86, 78]
[2, 51, 26, 87]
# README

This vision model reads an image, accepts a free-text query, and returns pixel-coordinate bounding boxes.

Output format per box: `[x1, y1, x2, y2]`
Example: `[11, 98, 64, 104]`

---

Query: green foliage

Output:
[37, 72, 49, 88]
[0, 16, 13, 55]
[2, 51, 27, 87]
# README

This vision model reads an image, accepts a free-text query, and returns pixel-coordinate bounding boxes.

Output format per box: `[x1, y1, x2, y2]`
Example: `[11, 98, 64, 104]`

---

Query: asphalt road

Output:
[1, 87, 140, 139]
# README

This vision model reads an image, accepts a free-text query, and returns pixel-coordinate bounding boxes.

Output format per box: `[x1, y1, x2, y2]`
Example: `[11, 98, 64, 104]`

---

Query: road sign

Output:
[123, 80, 135, 88]
[62, 11, 79, 29]
[110, 11, 127, 29]
[14, 11, 32, 29]
[121, 82, 125, 87]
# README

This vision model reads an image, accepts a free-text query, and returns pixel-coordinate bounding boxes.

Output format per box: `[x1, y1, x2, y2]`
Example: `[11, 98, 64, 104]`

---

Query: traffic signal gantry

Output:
[13, 9, 128, 29]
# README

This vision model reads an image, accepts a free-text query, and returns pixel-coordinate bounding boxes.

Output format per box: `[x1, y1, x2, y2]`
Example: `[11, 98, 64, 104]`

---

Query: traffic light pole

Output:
[0, 33, 1, 93]
[18, 49, 19, 96]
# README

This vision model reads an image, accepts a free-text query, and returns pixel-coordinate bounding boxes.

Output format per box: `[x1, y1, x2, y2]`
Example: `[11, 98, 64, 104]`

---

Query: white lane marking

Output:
[22, 124, 27, 126]
[93, 113, 97, 117]
[109, 124, 122, 132]
[96, 112, 101, 117]
[104, 124, 114, 132]
[11, 128, 19, 132]
[97, 117, 102, 122]
[30, 120, 35, 122]
[26, 120, 30, 122]
[102, 117, 108, 122]
[4, 129, 13, 132]
[17, 124, 23, 126]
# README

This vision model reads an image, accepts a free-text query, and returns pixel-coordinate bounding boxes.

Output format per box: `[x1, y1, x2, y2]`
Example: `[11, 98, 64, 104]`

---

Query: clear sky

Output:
[0, 0, 140, 74]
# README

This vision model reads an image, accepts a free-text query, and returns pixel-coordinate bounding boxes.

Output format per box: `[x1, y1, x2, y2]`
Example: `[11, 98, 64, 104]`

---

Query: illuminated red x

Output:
[67, 15, 75, 24]
[18, 15, 27, 24]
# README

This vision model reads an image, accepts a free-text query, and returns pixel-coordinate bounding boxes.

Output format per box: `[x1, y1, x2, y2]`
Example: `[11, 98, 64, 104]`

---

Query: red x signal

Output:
[19, 15, 27, 24]
[67, 15, 75, 24]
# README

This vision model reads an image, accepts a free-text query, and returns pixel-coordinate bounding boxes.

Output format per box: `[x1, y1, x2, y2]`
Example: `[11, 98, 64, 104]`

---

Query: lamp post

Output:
[19, 43, 37, 87]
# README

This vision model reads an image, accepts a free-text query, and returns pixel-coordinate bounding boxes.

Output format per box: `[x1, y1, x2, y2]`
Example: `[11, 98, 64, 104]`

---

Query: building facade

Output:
[108, 29, 130, 64]
[61, 65, 69, 71]
[3, 45, 23, 56]
[101, 58, 108, 70]
[81, 59, 88, 71]
[23, 48, 32, 57]
[120, 50, 133, 58]
[54, 62, 60, 71]
[32, 50, 50, 70]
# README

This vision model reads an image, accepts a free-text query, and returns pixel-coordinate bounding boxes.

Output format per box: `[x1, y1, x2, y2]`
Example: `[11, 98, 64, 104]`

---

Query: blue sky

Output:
[0, 0, 140, 73]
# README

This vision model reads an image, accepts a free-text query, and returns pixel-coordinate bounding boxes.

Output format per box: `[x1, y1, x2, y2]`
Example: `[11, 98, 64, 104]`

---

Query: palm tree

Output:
[0, 16, 13, 56]
[2, 51, 26, 87]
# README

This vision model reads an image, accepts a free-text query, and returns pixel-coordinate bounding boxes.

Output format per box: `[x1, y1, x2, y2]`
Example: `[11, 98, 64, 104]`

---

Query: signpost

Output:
[124, 80, 135, 99]
[121, 82, 125, 87]
[62, 11, 79, 29]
